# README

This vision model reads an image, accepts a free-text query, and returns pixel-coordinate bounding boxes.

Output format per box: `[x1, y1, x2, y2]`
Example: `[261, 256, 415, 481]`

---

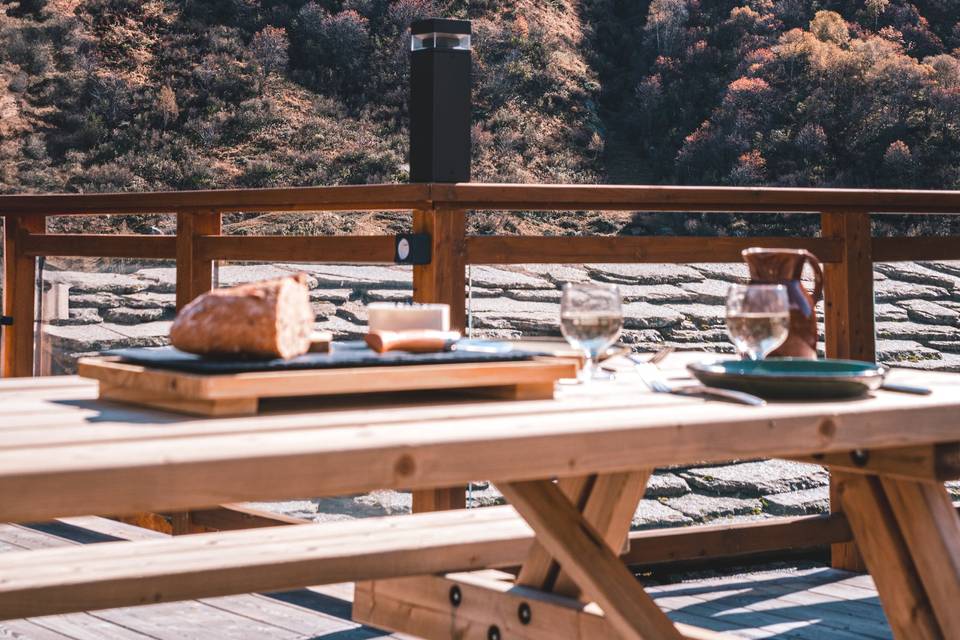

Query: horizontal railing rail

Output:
[4, 183, 960, 215]
[3, 181, 960, 571]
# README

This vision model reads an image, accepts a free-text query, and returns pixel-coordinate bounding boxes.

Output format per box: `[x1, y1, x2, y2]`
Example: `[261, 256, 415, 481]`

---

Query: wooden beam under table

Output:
[794, 443, 960, 482]
[834, 472, 941, 640]
[882, 477, 960, 635]
[355, 571, 732, 640]
[499, 479, 682, 640]
[412, 206, 468, 513]
[552, 471, 651, 600]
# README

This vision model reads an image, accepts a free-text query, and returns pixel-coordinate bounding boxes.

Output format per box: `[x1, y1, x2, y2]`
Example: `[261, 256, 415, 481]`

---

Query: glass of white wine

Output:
[560, 282, 623, 383]
[725, 284, 790, 360]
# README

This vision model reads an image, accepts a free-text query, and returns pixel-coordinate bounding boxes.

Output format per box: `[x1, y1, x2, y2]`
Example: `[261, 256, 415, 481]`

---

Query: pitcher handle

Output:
[800, 250, 823, 301]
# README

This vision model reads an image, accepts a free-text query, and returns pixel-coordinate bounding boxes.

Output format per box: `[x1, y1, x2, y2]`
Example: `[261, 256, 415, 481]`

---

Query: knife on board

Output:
[365, 329, 512, 354]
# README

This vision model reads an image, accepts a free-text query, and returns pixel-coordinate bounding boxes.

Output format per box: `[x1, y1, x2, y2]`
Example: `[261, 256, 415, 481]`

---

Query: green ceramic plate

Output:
[686, 358, 887, 400]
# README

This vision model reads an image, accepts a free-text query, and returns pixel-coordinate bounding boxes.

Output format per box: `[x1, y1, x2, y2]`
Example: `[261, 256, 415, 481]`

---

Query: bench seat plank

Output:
[0, 506, 532, 620]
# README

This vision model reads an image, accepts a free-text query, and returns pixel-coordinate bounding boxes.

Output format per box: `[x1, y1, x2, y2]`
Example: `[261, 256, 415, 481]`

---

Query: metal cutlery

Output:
[880, 382, 932, 395]
[629, 355, 767, 407]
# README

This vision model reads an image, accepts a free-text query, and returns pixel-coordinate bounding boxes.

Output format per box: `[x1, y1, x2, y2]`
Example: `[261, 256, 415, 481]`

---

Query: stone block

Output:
[69, 292, 125, 309]
[876, 321, 960, 342]
[877, 339, 942, 362]
[103, 307, 168, 324]
[619, 284, 698, 304]
[364, 289, 413, 303]
[762, 486, 830, 516]
[284, 264, 411, 290]
[664, 493, 762, 522]
[121, 291, 176, 310]
[587, 263, 704, 285]
[632, 499, 694, 530]
[690, 263, 749, 283]
[315, 315, 367, 340]
[645, 473, 691, 498]
[680, 279, 732, 304]
[893, 352, 960, 372]
[681, 459, 828, 497]
[469, 265, 553, 290]
[875, 304, 908, 322]
[518, 264, 591, 285]
[45, 271, 148, 295]
[901, 299, 960, 325]
[311, 289, 353, 304]
[664, 303, 725, 327]
[874, 262, 960, 290]
[50, 308, 102, 326]
[623, 302, 685, 329]
[874, 280, 949, 302]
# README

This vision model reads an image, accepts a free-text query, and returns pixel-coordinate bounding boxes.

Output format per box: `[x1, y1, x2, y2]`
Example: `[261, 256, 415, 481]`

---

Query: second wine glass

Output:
[725, 284, 790, 360]
[560, 282, 623, 382]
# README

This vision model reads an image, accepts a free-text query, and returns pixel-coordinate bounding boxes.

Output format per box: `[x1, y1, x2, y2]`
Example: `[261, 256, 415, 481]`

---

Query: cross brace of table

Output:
[355, 444, 960, 640]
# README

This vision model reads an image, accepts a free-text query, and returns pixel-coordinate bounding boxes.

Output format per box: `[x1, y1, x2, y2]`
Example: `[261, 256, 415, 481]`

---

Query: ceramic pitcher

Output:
[741, 248, 823, 359]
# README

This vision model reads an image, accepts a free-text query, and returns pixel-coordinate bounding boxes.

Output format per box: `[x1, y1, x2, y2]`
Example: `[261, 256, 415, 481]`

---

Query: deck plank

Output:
[0, 518, 400, 640]
[648, 568, 892, 640]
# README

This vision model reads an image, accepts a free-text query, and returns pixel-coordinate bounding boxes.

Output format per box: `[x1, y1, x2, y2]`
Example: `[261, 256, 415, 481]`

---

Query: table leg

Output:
[516, 475, 594, 591]
[833, 472, 942, 640]
[551, 470, 651, 599]
[882, 477, 960, 635]
[499, 479, 682, 640]
[413, 487, 466, 512]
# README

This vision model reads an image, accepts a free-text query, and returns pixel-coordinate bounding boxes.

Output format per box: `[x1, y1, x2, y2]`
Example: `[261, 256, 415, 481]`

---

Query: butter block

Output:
[367, 302, 450, 332]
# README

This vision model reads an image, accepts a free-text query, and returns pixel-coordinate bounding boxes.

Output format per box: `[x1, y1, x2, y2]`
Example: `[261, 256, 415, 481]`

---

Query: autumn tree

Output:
[251, 25, 289, 78]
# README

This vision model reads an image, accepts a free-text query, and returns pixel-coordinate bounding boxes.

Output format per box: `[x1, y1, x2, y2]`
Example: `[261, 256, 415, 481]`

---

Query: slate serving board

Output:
[109, 342, 535, 375]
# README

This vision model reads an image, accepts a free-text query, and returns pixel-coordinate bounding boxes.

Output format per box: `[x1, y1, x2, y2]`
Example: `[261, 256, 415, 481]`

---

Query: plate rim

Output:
[687, 357, 887, 386]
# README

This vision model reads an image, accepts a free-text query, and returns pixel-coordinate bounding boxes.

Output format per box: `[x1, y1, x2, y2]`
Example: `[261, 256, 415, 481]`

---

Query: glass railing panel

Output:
[36, 256, 176, 376]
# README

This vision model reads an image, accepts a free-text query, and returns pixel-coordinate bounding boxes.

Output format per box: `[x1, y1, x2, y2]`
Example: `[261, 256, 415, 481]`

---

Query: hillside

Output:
[0, 0, 958, 237]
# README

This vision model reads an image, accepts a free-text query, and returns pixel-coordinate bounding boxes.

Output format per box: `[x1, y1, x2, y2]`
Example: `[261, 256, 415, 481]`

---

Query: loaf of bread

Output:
[170, 274, 314, 359]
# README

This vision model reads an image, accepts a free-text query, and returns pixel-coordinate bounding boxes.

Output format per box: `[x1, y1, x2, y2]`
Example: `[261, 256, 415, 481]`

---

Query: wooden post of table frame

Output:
[2, 216, 44, 378]
[822, 210, 874, 572]
[175, 209, 221, 311]
[412, 206, 467, 513]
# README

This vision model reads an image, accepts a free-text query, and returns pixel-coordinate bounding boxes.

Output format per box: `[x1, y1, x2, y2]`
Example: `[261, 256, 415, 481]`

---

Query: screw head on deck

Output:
[518, 602, 532, 625]
[487, 625, 501, 640]
[449, 585, 462, 607]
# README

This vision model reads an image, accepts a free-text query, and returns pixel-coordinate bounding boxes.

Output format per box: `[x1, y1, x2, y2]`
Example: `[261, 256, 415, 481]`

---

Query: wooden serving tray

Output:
[77, 356, 579, 417]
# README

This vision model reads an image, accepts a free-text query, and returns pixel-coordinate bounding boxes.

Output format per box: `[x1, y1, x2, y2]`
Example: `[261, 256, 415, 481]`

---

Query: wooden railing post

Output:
[822, 210, 874, 572]
[411, 206, 467, 512]
[2, 216, 44, 378]
[175, 209, 221, 310]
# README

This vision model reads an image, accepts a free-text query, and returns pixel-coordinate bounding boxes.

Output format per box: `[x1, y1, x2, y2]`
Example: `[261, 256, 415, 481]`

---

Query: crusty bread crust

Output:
[170, 273, 314, 359]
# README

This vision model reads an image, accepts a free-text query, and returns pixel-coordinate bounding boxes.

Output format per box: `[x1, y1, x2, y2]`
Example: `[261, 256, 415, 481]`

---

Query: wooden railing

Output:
[3, 181, 960, 568]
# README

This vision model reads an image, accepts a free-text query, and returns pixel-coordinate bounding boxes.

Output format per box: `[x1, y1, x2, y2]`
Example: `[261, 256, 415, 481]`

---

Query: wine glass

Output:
[560, 282, 623, 382]
[725, 284, 790, 360]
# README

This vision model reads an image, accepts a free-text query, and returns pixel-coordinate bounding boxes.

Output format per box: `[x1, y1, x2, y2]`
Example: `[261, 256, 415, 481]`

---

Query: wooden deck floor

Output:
[0, 518, 891, 639]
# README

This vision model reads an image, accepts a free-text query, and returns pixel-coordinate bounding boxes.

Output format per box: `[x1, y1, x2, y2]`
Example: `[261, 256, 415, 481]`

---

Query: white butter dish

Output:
[367, 302, 450, 332]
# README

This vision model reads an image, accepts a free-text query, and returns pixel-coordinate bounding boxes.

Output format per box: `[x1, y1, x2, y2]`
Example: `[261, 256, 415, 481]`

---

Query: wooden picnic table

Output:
[0, 355, 959, 640]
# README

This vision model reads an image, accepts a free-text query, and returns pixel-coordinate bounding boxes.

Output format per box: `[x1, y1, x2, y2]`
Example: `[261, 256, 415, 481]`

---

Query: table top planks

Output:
[0, 355, 958, 523]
